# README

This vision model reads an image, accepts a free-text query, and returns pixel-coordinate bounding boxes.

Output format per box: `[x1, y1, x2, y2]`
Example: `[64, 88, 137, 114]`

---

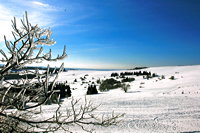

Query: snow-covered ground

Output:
[41, 65, 200, 132]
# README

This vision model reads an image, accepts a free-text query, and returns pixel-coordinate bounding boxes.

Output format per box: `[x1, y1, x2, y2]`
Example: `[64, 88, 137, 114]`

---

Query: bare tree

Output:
[0, 12, 123, 132]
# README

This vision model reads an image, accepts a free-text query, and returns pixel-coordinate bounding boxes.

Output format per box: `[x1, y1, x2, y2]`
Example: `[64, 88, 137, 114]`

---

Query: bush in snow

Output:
[169, 76, 175, 80]
[160, 75, 165, 80]
[99, 78, 122, 91]
[152, 73, 158, 77]
[96, 79, 101, 84]
[121, 77, 135, 82]
[121, 83, 130, 93]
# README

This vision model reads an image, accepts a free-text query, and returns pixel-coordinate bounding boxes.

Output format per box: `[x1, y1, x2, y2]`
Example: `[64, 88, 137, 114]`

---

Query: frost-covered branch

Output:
[0, 11, 66, 76]
[0, 12, 123, 132]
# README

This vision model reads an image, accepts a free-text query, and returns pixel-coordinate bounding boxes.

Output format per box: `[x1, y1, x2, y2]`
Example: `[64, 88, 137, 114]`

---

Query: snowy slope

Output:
[40, 65, 200, 132]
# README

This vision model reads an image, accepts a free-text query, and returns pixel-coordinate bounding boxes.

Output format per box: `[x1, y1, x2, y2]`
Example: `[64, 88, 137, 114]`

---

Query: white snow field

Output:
[40, 65, 200, 132]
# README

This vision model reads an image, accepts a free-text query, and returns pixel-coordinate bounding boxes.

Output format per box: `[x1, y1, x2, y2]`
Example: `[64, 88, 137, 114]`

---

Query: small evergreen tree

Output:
[87, 84, 98, 95]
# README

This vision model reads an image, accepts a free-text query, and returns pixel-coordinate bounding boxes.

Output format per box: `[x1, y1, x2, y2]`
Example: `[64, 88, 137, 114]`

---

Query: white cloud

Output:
[0, 4, 14, 42]
[32, 1, 49, 7]
[29, 1, 59, 12]
[0, 0, 60, 42]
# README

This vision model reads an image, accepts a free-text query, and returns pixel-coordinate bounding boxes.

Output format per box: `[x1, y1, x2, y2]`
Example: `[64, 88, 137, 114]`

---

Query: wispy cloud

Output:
[0, 0, 96, 64]
[0, 4, 14, 42]
[32, 1, 49, 7]
[0, 0, 96, 42]
[0, 0, 61, 42]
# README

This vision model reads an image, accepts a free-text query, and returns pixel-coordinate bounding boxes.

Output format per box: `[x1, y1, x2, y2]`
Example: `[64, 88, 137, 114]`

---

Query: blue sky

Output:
[0, 0, 200, 69]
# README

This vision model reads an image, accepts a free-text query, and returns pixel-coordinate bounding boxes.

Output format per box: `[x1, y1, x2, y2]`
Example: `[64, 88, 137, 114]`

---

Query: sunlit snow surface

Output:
[39, 65, 200, 132]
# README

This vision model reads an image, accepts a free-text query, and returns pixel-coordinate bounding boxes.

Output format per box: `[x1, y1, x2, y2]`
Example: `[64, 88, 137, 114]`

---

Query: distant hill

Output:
[128, 67, 148, 70]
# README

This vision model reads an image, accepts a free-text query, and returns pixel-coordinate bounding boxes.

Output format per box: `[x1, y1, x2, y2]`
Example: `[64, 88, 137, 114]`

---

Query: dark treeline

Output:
[4, 73, 36, 80]
[0, 82, 72, 104]
[111, 71, 152, 77]
[120, 71, 151, 76]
